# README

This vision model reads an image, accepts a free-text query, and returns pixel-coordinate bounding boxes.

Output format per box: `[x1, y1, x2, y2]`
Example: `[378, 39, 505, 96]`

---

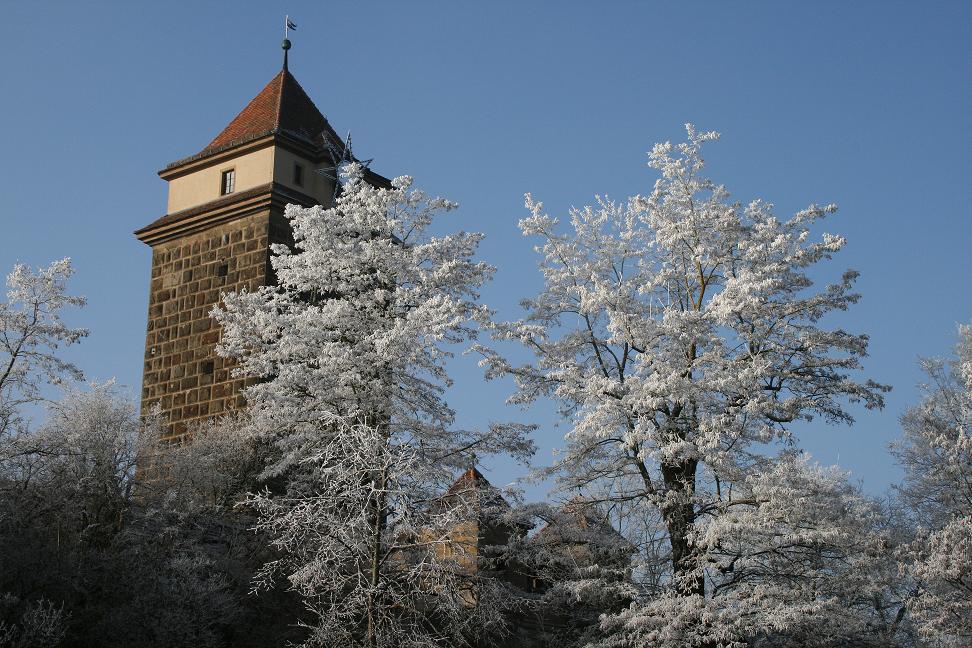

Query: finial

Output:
[282, 15, 297, 71]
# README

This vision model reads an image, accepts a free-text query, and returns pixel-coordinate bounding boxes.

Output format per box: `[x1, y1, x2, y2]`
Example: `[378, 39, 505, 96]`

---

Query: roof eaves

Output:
[161, 130, 276, 172]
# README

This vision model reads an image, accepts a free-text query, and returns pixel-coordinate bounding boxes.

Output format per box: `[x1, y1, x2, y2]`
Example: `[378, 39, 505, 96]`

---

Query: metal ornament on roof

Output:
[282, 15, 295, 70]
[318, 131, 374, 201]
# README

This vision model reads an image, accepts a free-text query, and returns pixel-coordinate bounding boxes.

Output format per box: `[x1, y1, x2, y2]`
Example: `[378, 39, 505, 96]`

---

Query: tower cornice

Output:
[134, 182, 318, 246]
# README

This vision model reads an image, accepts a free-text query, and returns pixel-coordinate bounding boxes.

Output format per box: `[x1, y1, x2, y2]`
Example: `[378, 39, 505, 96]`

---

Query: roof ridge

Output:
[201, 71, 284, 154]
[274, 69, 286, 132]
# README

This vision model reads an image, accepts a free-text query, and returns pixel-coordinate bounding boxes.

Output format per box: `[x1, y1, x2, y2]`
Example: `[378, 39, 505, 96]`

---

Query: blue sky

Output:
[1, 2, 970, 500]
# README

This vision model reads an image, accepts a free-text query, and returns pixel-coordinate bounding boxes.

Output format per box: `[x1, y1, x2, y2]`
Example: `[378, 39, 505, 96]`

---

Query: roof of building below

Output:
[440, 467, 512, 513]
[534, 498, 634, 553]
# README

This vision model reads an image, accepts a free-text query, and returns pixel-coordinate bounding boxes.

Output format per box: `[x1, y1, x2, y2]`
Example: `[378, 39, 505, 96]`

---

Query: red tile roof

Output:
[202, 68, 344, 157]
[446, 467, 489, 495]
[441, 467, 511, 510]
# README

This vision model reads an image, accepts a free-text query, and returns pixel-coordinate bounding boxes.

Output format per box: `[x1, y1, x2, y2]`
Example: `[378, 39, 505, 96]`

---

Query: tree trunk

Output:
[661, 458, 704, 596]
[365, 465, 388, 648]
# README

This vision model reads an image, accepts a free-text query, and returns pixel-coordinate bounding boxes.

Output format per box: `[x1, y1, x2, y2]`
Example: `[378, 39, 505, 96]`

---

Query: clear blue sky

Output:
[1, 2, 970, 500]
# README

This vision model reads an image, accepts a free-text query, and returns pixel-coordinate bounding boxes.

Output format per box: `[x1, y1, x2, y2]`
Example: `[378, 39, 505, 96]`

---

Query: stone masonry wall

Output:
[141, 212, 272, 441]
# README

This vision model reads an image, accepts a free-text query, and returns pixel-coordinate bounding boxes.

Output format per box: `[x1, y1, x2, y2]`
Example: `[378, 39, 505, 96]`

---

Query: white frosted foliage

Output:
[0, 258, 87, 441]
[214, 165, 532, 647]
[895, 322, 972, 646]
[477, 126, 891, 645]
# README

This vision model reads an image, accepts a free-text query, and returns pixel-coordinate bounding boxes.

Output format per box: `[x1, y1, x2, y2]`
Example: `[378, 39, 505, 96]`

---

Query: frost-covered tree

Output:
[0, 384, 260, 648]
[477, 126, 889, 643]
[597, 456, 912, 647]
[906, 518, 972, 647]
[157, 412, 265, 509]
[895, 321, 972, 526]
[1, 381, 153, 542]
[214, 164, 533, 647]
[894, 321, 972, 646]
[0, 259, 86, 441]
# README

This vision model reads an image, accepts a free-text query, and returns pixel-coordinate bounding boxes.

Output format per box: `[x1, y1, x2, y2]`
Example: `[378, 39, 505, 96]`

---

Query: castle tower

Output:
[135, 45, 386, 440]
[435, 467, 522, 577]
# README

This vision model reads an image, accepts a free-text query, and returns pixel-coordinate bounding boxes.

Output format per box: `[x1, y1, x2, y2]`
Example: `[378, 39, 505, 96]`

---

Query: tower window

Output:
[293, 163, 304, 186]
[220, 169, 235, 195]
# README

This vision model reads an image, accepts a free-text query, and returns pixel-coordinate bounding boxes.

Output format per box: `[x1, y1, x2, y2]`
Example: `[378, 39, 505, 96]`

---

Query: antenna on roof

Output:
[282, 15, 296, 71]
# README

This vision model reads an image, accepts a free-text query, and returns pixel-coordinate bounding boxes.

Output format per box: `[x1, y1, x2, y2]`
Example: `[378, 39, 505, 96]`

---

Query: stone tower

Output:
[135, 49, 387, 441]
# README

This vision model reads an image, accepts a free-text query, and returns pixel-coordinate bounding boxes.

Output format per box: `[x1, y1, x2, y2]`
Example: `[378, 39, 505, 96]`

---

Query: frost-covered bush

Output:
[0, 595, 68, 648]
[0, 384, 259, 648]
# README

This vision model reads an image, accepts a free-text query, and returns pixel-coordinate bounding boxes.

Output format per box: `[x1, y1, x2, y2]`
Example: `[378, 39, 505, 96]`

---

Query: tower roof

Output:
[142, 60, 391, 244]
[205, 68, 343, 155]
[162, 68, 347, 172]
[440, 467, 511, 512]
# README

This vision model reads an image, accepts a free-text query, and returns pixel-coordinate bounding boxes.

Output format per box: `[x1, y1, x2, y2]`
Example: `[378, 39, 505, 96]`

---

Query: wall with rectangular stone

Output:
[141, 211, 272, 441]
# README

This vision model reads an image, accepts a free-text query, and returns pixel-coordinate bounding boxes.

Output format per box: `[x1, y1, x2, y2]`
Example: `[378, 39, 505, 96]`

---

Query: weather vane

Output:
[282, 15, 296, 70]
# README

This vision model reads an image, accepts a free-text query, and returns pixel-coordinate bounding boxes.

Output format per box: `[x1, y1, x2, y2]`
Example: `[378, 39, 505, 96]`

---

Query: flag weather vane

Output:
[282, 15, 296, 70]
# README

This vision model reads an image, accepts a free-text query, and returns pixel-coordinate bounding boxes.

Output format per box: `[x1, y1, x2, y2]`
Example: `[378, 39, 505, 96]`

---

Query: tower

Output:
[135, 44, 387, 441]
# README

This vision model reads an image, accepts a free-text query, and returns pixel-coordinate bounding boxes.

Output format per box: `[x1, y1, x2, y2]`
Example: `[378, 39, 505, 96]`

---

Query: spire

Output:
[282, 15, 296, 72]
